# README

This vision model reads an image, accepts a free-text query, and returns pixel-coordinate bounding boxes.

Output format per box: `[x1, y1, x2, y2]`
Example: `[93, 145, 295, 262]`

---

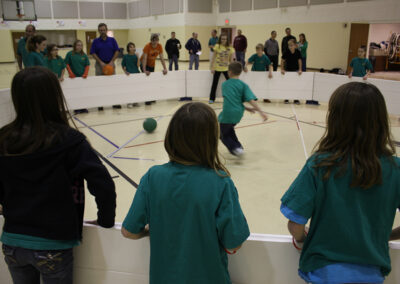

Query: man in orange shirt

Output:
[140, 34, 168, 76]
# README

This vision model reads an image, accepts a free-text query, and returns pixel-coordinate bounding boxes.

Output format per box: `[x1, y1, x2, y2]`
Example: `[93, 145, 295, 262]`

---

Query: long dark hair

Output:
[299, 33, 306, 43]
[26, 35, 46, 52]
[314, 82, 396, 189]
[46, 43, 57, 59]
[0, 67, 72, 155]
[72, 40, 85, 55]
[218, 33, 230, 48]
[164, 102, 230, 176]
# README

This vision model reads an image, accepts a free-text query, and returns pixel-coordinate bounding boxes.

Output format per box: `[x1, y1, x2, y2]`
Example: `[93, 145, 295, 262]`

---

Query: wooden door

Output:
[85, 31, 97, 55]
[11, 32, 26, 58]
[221, 28, 233, 44]
[347, 23, 370, 73]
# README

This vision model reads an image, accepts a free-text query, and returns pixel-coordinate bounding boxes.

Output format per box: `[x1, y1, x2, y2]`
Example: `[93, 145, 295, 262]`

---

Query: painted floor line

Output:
[73, 116, 120, 149]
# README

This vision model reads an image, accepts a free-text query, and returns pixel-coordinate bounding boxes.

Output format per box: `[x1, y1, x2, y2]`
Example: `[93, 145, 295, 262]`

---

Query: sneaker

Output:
[284, 100, 289, 104]
[145, 101, 152, 105]
[74, 109, 89, 115]
[264, 99, 271, 103]
[294, 100, 300, 105]
[113, 105, 122, 109]
[209, 100, 214, 104]
[98, 107, 104, 111]
[232, 148, 244, 157]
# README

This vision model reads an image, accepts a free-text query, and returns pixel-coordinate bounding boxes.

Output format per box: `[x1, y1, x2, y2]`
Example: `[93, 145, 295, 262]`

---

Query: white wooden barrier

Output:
[0, 218, 399, 284]
[1, 72, 400, 283]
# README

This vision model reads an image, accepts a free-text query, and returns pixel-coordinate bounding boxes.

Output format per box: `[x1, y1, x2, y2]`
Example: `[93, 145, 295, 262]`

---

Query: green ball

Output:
[143, 118, 157, 133]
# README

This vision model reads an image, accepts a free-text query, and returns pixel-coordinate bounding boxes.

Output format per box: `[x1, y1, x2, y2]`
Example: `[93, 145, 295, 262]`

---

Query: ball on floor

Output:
[143, 118, 157, 133]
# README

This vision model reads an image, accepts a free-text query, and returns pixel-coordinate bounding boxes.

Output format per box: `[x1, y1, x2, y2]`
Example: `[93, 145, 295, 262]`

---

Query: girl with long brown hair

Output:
[280, 82, 400, 283]
[0, 67, 116, 284]
[45, 43, 66, 81]
[209, 33, 234, 103]
[122, 102, 250, 284]
[25, 35, 47, 67]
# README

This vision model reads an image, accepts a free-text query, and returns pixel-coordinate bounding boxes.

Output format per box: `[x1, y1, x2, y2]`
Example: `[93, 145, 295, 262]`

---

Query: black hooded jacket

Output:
[0, 128, 116, 241]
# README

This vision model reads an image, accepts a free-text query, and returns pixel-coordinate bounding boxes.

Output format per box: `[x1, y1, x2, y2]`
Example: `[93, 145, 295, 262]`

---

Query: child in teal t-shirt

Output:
[122, 42, 140, 75]
[244, 44, 273, 78]
[45, 44, 66, 81]
[65, 40, 90, 79]
[25, 35, 47, 67]
[219, 62, 267, 156]
[349, 46, 373, 80]
[122, 102, 250, 284]
[280, 82, 400, 284]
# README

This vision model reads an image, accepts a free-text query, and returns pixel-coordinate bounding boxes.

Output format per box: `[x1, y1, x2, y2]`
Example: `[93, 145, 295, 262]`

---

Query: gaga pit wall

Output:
[0, 72, 400, 284]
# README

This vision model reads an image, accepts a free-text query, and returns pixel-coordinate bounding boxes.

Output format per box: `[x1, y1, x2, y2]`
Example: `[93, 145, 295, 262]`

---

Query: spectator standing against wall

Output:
[298, 33, 308, 72]
[281, 27, 297, 56]
[233, 30, 247, 67]
[208, 29, 219, 66]
[165, 32, 181, 71]
[90, 23, 120, 110]
[264, 30, 279, 71]
[185, 33, 202, 70]
[17, 24, 36, 70]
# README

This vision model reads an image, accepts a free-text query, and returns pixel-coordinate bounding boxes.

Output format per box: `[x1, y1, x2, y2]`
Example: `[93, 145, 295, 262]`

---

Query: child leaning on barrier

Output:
[0, 67, 116, 284]
[348, 46, 373, 80]
[281, 82, 400, 284]
[122, 102, 250, 284]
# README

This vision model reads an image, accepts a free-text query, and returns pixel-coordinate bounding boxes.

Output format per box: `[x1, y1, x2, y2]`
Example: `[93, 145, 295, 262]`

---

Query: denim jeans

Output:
[2, 244, 73, 284]
[301, 57, 307, 72]
[267, 54, 279, 71]
[169, 54, 179, 71]
[189, 54, 199, 70]
[220, 123, 242, 153]
[235, 51, 246, 67]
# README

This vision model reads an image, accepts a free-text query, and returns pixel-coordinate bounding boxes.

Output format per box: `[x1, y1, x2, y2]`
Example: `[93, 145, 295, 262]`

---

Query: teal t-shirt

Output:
[350, 57, 373, 77]
[123, 162, 250, 284]
[248, 53, 271, 71]
[298, 41, 308, 58]
[17, 37, 29, 67]
[209, 37, 219, 52]
[45, 56, 66, 78]
[65, 51, 90, 77]
[281, 154, 400, 276]
[218, 79, 257, 124]
[1, 232, 79, 250]
[25, 51, 45, 67]
[121, 54, 140, 74]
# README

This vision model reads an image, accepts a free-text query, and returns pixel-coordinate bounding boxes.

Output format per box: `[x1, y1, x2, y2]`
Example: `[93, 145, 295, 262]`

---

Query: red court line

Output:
[125, 120, 277, 149]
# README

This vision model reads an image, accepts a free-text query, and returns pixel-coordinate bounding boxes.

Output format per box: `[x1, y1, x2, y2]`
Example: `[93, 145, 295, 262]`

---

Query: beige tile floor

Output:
[1, 60, 399, 235]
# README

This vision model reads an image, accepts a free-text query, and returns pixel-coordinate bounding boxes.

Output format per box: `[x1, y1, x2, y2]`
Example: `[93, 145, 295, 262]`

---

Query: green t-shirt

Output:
[218, 79, 257, 124]
[121, 54, 140, 74]
[248, 53, 271, 71]
[45, 56, 66, 78]
[281, 154, 400, 276]
[350, 57, 373, 77]
[298, 41, 308, 58]
[17, 37, 29, 67]
[25, 51, 45, 67]
[209, 36, 219, 52]
[64, 51, 90, 77]
[1, 232, 79, 250]
[123, 162, 250, 284]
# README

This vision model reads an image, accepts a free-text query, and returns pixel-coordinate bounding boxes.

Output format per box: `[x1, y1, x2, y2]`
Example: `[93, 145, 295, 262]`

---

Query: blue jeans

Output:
[235, 51, 246, 67]
[220, 123, 242, 154]
[169, 54, 179, 71]
[301, 57, 307, 72]
[189, 54, 199, 70]
[2, 244, 73, 284]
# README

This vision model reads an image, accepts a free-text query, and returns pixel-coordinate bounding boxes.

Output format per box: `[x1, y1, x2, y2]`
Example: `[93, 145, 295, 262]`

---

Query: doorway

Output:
[220, 27, 237, 45]
[85, 31, 97, 55]
[11, 32, 26, 59]
[347, 23, 370, 73]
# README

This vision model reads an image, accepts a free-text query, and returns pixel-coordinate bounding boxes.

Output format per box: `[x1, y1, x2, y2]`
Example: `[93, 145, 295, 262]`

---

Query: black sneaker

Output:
[98, 107, 104, 111]
[294, 100, 300, 105]
[113, 105, 122, 109]
[284, 100, 289, 104]
[145, 101, 152, 105]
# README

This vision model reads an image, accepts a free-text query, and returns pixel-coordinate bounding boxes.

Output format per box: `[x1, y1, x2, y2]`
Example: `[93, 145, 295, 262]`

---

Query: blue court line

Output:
[73, 116, 120, 149]
[111, 156, 156, 162]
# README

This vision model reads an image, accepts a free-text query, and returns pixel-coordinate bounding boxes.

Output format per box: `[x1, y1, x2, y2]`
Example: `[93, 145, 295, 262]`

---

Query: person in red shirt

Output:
[233, 30, 248, 67]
